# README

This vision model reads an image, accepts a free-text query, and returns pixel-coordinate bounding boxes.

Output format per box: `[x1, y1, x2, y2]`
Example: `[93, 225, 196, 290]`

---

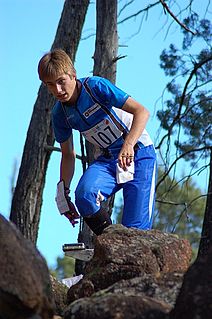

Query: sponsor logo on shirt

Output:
[83, 103, 101, 118]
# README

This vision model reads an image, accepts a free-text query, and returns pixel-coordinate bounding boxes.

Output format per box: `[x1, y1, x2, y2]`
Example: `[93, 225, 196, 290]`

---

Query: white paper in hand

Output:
[55, 181, 70, 214]
[116, 161, 135, 184]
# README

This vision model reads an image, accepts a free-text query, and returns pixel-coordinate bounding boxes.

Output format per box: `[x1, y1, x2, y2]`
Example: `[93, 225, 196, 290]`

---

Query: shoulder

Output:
[51, 101, 66, 125]
[85, 76, 112, 88]
[82, 76, 129, 107]
[52, 100, 60, 114]
[85, 76, 115, 96]
[52, 101, 63, 118]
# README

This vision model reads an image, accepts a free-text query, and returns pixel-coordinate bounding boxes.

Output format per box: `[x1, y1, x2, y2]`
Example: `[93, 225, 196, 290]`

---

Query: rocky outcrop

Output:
[0, 214, 55, 319]
[3, 216, 210, 319]
[64, 224, 192, 318]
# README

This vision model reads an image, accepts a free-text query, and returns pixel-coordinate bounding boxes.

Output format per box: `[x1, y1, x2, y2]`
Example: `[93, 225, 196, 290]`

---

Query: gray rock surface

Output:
[65, 224, 192, 318]
[0, 214, 54, 319]
[67, 224, 192, 303]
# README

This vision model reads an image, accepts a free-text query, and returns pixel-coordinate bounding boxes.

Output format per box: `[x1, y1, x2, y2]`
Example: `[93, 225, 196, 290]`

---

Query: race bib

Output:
[82, 119, 122, 148]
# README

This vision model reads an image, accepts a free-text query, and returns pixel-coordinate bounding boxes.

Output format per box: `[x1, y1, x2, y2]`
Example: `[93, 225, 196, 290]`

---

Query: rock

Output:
[67, 279, 95, 303]
[67, 224, 192, 302]
[170, 245, 212, 319]
[63, 293, 171, 319]
[94, 272, 184, 308]
[50, 275, 69, 316]
[65, 267, 184, 319]
[0, 214, 54, 319]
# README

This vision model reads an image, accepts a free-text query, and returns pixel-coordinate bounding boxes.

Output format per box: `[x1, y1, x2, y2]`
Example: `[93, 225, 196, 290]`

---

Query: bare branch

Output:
[156, 146, 211, 190]
[81, 33, 95, 41]
[166, 163, 209, 195]
[118, 0, 134, 18]
[44, 144, 87, 161]
[118, 1, 161, 24]
[159, 0, 196, 35]
[156, 199, 187, 206]
[112, 54, 127, 63]
[156, 54, 212, 150]
[171, 193, 208, 233]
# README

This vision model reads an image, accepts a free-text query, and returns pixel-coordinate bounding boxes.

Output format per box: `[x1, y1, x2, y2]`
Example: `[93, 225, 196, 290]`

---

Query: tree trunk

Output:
[86, 0, 118, 214]
[93, 0, 118, 83]
[76, 0, 118, 274]
[91, 0, 118, 213]
[198, 147, 212, 257]
[10, 0, 89, 244]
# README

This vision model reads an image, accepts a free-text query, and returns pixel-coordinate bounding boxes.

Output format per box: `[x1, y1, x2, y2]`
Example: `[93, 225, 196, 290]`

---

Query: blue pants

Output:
[75, 145, 157, 230]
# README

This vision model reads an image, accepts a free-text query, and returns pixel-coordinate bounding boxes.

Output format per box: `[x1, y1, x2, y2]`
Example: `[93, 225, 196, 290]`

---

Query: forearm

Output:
[124, 107, 149, 148]
[118, 97, 150, 169]
[121, 96, 150, 149]
[60, 152, 76, 188]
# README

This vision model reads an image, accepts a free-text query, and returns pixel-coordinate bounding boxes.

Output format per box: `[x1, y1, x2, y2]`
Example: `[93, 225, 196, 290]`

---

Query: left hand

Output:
[55, 180, 80, 227]
[118, 143, 134, 171]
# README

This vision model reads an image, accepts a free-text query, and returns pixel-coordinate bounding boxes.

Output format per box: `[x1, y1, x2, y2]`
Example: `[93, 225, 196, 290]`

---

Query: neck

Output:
[66, 80, 81, 106]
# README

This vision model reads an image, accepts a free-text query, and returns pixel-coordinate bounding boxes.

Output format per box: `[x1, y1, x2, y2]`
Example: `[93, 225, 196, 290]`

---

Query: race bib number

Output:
[82, 119, 122, 148]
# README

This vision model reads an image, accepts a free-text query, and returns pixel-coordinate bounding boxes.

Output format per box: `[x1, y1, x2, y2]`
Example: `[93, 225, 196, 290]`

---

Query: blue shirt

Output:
[52, 76, 153, 158]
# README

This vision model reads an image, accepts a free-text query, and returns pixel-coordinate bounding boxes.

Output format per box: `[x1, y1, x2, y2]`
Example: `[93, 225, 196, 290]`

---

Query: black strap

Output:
[83, 77, 128, 134]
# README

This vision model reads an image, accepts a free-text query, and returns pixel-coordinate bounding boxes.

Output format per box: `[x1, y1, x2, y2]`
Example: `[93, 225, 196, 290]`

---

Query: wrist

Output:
[123, 140, 135, 149]
[65, 186, 70, 196]
[59, 179, 70, 189]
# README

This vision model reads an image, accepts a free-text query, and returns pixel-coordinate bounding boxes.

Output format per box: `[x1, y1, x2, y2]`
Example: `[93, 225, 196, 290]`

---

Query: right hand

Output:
[118, 143, 134, 171]
[55, 180, 80, 227]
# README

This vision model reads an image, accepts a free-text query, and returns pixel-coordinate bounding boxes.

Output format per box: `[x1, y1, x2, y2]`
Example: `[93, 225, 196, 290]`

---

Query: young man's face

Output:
[45, 73, 76, 103]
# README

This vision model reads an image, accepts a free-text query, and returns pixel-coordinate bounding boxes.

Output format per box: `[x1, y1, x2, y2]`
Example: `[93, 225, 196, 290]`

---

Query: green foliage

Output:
[49, 255, 75, 281]
[160, 44, 182, 76]
[158, 15, 212, 162]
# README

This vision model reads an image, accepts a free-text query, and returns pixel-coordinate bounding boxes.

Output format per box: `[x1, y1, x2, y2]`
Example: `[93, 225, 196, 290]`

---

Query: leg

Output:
[75, 159, 120, 235]
[122, 145, 157, 230]
[83, 207, 112, 235]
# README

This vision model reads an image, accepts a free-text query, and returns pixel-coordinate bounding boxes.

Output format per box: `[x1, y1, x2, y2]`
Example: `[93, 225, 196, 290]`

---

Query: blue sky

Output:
[1, 0, 210, 268]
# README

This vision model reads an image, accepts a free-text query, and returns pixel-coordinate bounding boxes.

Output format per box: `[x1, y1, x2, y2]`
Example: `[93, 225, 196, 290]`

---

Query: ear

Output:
[68, 73, 76, 80]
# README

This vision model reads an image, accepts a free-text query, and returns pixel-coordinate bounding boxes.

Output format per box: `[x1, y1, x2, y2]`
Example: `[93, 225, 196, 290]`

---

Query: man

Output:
[38, 48, 157, 235]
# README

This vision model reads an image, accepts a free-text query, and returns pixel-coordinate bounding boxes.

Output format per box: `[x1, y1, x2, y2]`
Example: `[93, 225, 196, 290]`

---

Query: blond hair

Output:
[38, 49, 76, 82]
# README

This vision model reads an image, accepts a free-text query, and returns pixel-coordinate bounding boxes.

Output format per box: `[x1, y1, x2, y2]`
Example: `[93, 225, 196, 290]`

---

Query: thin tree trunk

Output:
[76, 0, 118, 274]
[198, 147, 212, 257]
[91, 0, 118, 213]
[87, 0, 118, 215]
[10, 0, 89, 244]
[93, 0, 118, 83]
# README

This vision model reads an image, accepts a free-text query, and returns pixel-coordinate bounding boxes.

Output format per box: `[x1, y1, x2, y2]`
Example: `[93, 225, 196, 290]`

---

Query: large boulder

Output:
[0, 214, 55, 319]
[67, 224, 192, 303]
[64, 224, 192, 319]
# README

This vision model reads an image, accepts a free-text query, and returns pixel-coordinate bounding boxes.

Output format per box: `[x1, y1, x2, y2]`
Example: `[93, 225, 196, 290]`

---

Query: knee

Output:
[75, 185, 90, 215]
[75, 185, 104, 217]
